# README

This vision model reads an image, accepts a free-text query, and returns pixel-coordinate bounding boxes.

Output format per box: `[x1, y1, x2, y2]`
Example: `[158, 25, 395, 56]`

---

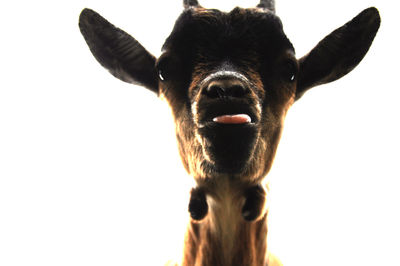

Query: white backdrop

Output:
[0, 0, 399, 265]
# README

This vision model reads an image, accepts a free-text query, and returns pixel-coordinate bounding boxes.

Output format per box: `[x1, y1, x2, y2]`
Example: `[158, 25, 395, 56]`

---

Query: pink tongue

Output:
[213, 114, 251, 124]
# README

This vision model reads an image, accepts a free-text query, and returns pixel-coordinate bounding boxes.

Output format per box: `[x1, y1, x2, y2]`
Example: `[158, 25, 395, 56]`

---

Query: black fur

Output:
[296, 7, 381, 100]
[79, 9, 158, 93]
[189, 187, 208, 220]
[242, 185, 266, 221]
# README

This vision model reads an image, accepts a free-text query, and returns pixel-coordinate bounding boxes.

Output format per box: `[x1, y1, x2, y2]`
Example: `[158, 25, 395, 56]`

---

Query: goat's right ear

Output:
[79, 9, 159, 94]
[296, 7, 380, 100]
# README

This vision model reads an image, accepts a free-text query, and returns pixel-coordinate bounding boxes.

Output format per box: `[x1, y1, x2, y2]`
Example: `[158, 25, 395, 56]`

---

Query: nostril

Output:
[203, 84, 225, 98]
[230, 85, 248, 97]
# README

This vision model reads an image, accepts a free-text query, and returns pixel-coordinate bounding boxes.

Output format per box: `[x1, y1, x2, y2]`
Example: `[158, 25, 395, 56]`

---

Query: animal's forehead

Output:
[162, 7, 294, 57]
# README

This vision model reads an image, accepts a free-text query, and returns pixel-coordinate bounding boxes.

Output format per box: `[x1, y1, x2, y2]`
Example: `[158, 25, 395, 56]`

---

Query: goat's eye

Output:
[289, 72, 296, 82]
[156, 56, 170, 81]
[156, 53, 184, 82]
[158, 69, 166, 81]
[283, 60, 298, 82]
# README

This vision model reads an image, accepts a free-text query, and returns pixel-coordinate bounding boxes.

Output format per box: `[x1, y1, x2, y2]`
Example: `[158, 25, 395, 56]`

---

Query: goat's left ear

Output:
[79, 9, 159, 94]
[296, 7, 380, 100]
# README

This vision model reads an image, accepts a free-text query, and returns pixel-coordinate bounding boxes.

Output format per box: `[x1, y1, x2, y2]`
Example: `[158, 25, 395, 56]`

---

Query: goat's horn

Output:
[257, 0, 276, 13]
[184, 0, 200, 8]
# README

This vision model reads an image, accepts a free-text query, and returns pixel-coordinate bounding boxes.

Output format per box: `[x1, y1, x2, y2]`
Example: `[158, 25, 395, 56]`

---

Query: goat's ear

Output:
[79, 8, 159, 94]
[296, 7, 380, 100]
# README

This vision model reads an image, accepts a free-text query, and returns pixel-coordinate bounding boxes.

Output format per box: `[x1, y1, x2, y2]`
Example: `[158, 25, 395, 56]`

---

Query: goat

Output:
[79, 0, 380, 265]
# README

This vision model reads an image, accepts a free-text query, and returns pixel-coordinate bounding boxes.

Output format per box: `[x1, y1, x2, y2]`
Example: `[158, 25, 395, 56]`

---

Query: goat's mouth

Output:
[195, 100, 261, 128]
[193, 100, 261, 173]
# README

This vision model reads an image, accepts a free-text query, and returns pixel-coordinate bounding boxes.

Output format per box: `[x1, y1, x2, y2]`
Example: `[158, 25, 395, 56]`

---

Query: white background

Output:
[0, 0, 399, 265]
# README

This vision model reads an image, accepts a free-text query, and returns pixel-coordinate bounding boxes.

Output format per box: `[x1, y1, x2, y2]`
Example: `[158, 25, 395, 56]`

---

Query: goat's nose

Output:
[202, 79, 249, 99]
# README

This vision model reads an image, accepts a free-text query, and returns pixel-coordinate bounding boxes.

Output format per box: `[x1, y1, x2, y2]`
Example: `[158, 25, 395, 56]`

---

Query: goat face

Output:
[158, 8, 297, 179]
[79, 3, 380, 182]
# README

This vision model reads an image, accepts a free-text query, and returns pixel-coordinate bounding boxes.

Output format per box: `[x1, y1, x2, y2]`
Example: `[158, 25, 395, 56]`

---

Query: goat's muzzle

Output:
[194, 72, 261, 127]
[192, 72, 262, 173]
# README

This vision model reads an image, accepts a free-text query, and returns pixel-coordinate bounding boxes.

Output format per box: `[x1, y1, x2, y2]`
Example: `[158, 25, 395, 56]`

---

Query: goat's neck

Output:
[182, 176, 269, 266]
